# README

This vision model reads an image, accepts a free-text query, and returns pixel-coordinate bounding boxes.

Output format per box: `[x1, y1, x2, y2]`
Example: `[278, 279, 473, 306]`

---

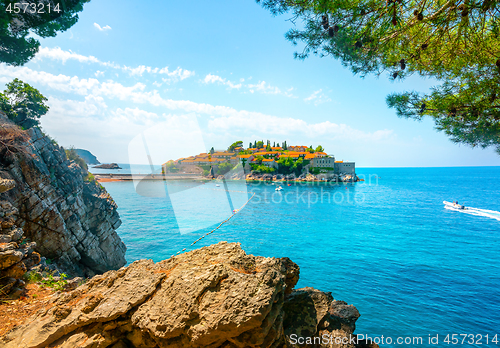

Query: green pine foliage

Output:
[257, 0, 500, 154]
[0, 0, 89, 66]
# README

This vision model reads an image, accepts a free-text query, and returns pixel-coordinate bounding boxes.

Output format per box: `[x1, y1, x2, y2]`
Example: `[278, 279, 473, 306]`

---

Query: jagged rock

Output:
[0, 277, 16, 295]
[8, 287, 23, 299]
[63, 276, 84, 291]
[1, 242, 375, 348]
[0, 250, 24, 269]
[8, 228, 23, 242]
[22, 251, 41, 269]
[284, 287, 334, 339]
[0, 112, 126, 277]
[0, 242, 18, 252]
[280, 257, 300, 295]
[0, 181, 39, 297]
[0, 179, 15, 193]
[2, 261, 27, 278]
[328, 300, 360, 334]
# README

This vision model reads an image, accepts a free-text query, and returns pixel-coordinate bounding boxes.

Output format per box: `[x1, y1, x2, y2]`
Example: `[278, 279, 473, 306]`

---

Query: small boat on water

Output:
[275, 186, 283, 191]
[443, 201, 466, 210]
[215, 184, 220, 187]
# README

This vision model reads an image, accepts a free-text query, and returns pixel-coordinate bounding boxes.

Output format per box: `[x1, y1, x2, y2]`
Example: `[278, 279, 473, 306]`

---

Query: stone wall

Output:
[0, 113, 126, 277]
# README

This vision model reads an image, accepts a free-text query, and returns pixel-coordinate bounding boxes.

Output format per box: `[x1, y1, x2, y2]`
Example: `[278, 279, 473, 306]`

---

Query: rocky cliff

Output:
[1, 242, 378, 348]
[0, 178, 41, 298]
[0, 112, 126, 277]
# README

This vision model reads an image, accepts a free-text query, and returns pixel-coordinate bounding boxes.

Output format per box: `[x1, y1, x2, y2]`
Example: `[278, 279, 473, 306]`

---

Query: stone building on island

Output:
[162, 144, 356, 178]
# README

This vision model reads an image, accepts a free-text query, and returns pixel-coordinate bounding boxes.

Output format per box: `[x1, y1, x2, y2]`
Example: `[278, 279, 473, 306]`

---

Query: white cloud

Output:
[48, 95, 108, 118]
[1, 64, 393, 145]
[34, 47, 101, 64]
[304, 89, 332, 106]
[0, 65, 101, 95]
[247, 81, 293, 97]
[94, 23, 112, 31]
[203, 74, 242, 89]
[203, 74, 294, 97]
[207, 112, 393, 141]
[33, 47, 195, 80]
[111, 107, 159, 126]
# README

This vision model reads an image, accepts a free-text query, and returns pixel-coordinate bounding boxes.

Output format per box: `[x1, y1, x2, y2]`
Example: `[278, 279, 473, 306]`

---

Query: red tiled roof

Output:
[254, 151, 280, 156]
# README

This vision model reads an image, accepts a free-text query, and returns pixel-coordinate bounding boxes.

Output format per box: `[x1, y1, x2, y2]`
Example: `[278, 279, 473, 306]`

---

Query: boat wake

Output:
[443, 201, 500, 222]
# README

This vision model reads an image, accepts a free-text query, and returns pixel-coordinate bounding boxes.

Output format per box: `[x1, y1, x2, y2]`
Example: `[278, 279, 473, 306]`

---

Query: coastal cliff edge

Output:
[0, 112, 126, 277]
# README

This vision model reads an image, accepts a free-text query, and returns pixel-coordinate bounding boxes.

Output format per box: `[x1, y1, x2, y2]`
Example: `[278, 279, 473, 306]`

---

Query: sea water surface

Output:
[101, 167, 500, 347]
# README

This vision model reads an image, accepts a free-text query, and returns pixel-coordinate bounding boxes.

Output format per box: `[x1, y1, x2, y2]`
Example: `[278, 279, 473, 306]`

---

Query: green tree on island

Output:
[0, 0, 90, 66]
[217, 162, 234, 175]
[165, 161, 180, 173]
[0, 78, 49, 129]
[315, 145, 324, 153]
[257, 0, 500, 153]
[276, 156, 304, 176]
[228, 141, 243, 152]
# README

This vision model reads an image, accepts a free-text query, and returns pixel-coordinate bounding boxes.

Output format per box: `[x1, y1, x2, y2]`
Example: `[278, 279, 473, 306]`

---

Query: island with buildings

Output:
[163, 141, 358, 182]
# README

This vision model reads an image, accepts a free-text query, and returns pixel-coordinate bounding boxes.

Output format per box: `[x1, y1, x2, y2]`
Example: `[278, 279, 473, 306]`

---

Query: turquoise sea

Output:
[101, 167, 500, 347]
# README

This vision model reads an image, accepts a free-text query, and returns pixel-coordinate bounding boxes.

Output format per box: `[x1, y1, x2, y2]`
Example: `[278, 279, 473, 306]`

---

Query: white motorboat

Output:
[443, 201, 466, 210]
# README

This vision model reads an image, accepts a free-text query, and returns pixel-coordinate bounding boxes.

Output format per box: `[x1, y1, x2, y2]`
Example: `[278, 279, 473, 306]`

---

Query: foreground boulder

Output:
[1, 242, 377, 348]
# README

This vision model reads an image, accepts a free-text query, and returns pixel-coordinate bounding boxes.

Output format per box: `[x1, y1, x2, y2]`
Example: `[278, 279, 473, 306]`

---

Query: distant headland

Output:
[74, 148, 100, 165]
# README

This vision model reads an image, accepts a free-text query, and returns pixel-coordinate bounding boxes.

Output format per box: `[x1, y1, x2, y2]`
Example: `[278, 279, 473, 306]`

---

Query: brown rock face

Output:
[1, 242, 376, 348]
[0, 113, 126, 277]
[0, 180, 42, 298]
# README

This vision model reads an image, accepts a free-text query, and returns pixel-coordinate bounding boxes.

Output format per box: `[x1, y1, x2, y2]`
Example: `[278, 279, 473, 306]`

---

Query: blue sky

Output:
[1, 0, 499, 167]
